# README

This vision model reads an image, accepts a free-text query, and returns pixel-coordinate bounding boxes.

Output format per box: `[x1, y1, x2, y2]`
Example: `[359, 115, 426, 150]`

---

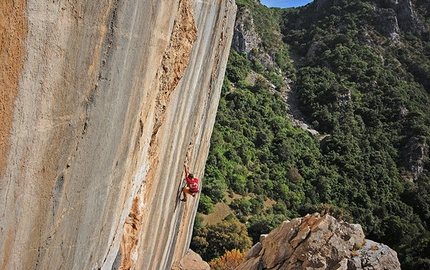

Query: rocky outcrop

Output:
[0, 0, 236, 269]
[374, 7, 401, 42]
[232, 7, 261, 56]
[377, 0, 426, 37]
[235, 213, 401, 270]
[232, 7, 276, 68]
[371, 0, 427, 42]
[402, 136, 426, 181]
[314, 0, 427, 42]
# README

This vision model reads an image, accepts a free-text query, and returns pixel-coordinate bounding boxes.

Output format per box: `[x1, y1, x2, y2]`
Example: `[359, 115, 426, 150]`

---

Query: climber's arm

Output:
[184, 163, 189, 178]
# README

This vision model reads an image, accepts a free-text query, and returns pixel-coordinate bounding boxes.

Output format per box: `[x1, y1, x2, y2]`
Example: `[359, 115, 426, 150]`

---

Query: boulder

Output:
[171, 250, 210, 270]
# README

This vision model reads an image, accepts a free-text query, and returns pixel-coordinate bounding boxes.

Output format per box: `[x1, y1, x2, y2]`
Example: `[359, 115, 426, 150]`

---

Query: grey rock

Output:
[235, 213, 401, 270]
[171, 249, 210, 270]
[232, 7, 261, 56]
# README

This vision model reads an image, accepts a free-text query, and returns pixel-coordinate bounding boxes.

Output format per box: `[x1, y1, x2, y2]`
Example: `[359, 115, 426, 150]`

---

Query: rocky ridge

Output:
[235, 213, 401, 270]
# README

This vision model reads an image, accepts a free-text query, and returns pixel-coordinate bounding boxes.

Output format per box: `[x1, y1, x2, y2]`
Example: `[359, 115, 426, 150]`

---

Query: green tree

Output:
[191, 216, 252, 261]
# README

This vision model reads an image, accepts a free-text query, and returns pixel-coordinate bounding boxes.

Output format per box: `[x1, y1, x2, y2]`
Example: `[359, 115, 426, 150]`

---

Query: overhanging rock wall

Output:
[0, 0, 236, 269]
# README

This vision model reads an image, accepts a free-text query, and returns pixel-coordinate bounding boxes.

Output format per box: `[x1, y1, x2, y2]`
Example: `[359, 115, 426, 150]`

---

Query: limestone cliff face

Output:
[232, 7, 260, 56]
[232, 7, 276, 69]
[236, 213, 401, 270]
[0, 0, 236, 269]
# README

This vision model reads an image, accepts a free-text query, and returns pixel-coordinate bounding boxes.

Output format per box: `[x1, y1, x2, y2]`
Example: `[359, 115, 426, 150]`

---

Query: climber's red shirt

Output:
[186, 176, 199, 193]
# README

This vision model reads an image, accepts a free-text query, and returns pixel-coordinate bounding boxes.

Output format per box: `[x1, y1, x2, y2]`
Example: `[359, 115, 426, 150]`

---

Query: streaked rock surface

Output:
[0, 0, 236, 269]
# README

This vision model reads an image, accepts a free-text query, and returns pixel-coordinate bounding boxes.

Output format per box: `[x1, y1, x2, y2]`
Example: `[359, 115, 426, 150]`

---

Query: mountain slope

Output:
[196, 0, 430, 268]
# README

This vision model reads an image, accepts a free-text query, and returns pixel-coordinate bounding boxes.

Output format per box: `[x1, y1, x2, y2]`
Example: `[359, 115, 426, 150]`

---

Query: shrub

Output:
[198, 194, 214, 214]
[191, 216, 252, 261]
[209, 249, 246, 270]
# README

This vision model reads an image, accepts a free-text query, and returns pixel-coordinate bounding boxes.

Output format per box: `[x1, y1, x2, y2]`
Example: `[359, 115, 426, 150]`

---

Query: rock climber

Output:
[181, 163, 199, 202]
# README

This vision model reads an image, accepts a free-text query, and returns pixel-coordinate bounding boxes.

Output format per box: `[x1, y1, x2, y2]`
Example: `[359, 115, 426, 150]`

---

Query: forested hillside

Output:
[192, 0, 430, 268]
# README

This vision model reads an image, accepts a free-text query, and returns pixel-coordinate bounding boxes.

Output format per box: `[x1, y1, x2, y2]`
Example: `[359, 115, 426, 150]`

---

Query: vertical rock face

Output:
[231, 7, 275, 68]
[232, 7, 261, 55]
[0, 0, 236, 269]
[236, 213, 401, 270]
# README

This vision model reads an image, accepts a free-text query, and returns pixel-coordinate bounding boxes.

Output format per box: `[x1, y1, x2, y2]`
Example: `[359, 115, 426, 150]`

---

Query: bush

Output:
[230, 198, 252, 216]
[191, 216, 252, 261]
[247, 213, 286, 243]
[198, 194, 214, 214]
[209, 249, 246, 270]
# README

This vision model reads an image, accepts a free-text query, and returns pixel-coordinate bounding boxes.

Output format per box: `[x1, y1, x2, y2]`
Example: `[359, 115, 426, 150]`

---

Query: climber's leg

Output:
[181, 187, 189, 202]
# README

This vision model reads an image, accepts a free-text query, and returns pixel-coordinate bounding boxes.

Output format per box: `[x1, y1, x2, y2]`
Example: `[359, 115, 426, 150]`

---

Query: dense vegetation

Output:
[192, 0, 430, 268]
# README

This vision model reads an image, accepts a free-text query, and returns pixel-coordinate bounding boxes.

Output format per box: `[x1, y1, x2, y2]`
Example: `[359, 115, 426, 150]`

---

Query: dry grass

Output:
[202, 202, 233, 225]
[263, 197, 276, 209]
[202, 191, 278, 225]
[370, 245, 379, 251]
[351, 250, 359, 257]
